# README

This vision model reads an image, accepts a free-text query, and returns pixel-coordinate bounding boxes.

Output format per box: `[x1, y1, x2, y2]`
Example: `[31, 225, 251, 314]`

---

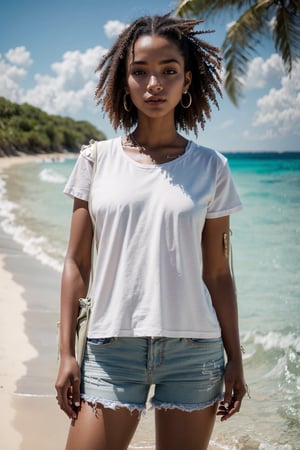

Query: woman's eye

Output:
[164, 68, 177, 75]
[132, 70, 146, 76]
[131, 69, 177, 76]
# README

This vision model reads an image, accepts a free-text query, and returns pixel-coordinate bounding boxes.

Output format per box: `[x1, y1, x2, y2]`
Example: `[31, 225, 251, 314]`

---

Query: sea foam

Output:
[38, 168, 66, 184]
[0, 174, 63, 272]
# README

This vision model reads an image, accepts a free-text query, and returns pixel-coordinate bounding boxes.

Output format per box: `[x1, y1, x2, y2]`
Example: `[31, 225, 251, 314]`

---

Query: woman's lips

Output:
[145, 97, 166, 105]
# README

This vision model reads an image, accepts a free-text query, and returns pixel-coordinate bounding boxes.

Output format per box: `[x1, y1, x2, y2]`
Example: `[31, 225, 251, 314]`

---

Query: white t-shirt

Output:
[64, 137, 242, 338]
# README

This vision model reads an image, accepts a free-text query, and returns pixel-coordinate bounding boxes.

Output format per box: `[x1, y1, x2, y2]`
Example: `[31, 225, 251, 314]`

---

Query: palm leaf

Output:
[175, 0, 300, 104]
[222, 2, 273, 104]
[273, 4, 300, 73]
[176, 0, 255, 18]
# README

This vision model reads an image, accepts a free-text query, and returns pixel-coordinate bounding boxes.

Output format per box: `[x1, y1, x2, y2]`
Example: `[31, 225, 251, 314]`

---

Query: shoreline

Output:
[0, 154, 220, 450]
[0, 151, 77, 170]
[0, 154, 73, 449]
[0, 227, 70, 449]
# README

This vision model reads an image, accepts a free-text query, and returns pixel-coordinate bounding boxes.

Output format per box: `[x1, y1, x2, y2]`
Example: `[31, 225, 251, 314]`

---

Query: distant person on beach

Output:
[55, 12, 246, 450]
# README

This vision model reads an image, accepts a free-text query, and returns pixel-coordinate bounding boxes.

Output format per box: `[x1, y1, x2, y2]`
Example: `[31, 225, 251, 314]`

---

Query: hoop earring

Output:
[123, 93, 131, 112]
[181, 91, 192, 109]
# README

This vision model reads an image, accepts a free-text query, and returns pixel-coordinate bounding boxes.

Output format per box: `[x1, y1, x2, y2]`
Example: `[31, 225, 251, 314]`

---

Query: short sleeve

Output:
[206, 159, 242, 218]
[63, 144, 94, 201]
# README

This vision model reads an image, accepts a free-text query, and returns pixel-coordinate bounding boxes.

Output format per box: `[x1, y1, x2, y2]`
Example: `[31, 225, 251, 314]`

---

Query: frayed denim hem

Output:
[81, 394, 145, 415]
[150, 393, 223, 412]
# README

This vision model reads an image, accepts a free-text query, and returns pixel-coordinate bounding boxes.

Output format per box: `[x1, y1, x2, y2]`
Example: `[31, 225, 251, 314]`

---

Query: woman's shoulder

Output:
[80, 137, 121, 162]
[188, 141, 227, 166]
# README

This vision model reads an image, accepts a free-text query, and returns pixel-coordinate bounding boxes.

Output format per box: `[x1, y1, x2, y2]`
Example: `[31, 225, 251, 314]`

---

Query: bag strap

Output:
[86, 140, 98, 297]
[223, 230, 236, 293]
[87, 139, 98, 228]
[86, 139, 109, 298]
[87, 139, 112, 226]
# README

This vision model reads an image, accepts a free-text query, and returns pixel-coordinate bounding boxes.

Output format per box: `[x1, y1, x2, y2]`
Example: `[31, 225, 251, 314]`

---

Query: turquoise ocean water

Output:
[0, 151, 299, 449]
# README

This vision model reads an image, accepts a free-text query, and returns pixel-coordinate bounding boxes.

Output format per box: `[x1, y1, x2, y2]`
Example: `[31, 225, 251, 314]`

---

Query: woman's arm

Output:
[202, 216, 246, 421]
[55, 197, 93, 419]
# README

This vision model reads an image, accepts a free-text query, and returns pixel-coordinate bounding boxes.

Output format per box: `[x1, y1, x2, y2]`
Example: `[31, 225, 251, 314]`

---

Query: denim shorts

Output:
[81, 337, 224, 412]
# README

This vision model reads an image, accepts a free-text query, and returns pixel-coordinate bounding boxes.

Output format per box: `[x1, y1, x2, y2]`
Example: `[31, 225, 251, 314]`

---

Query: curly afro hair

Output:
[95, 12, 222, 135]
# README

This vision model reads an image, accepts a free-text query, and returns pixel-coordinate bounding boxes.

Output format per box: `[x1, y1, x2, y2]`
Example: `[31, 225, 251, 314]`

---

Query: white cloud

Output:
[104, 20, 127, 39]
[252, 59, 300, 137]
[242, 53, 284, 89]
[226, 21, 236, 31]
[219, 119, 234, 130]
[0, 48, 31, 102]
[5, 46, 32, 67]
[0, 45, 107, 117]
[0, 59, 27, 83]
[243, 128, 277, 141]
[50, 46, 105, 90]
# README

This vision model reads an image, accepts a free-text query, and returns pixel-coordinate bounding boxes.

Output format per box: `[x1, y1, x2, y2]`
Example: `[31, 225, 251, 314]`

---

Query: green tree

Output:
[0, 97, 106, 156]
[176, 0, 300, 105]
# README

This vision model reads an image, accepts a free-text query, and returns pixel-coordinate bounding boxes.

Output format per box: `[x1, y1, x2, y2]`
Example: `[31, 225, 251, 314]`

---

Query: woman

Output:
[55, 12, 246, 450]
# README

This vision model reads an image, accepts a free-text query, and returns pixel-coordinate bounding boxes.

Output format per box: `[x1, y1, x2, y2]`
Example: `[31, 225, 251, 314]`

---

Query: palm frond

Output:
[175, 0, 300, 104]
[222, 2, 273, 104]
[273, 4, 300, 73]
[175, 0, 255, 19]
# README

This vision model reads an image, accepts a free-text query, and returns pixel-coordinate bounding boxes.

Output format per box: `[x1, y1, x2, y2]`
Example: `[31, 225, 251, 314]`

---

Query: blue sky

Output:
[1, 0, 299, 152]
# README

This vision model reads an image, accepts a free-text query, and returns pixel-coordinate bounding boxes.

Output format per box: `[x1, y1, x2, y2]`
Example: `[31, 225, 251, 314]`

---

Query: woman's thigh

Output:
[155, 403, 218, 450]
[65, 401, 140, 450]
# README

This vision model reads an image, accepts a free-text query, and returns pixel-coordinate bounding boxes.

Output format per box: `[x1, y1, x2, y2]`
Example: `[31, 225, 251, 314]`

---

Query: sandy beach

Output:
[0, 153, 70, 449]
[0, 154, 219, 450]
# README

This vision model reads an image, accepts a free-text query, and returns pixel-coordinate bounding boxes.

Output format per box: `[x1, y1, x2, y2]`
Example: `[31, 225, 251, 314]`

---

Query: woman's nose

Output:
[147, 75, 163, 91]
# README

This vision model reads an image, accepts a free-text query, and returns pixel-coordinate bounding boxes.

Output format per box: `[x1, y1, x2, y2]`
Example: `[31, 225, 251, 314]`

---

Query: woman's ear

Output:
[184, 71, 192, 92]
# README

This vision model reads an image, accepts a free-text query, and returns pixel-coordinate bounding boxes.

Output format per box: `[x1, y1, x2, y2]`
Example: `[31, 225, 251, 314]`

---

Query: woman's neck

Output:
[122, 118, 188, 165]
[132, 118, 184, 151]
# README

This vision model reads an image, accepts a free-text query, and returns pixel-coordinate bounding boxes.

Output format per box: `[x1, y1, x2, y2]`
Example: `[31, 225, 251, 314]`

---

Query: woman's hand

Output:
[217, 359, 246, 421]
[55, 356, 81, 420]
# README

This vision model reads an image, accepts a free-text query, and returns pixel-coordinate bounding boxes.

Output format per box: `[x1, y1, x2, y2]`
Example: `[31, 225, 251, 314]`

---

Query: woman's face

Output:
[126, 34, 192, 121]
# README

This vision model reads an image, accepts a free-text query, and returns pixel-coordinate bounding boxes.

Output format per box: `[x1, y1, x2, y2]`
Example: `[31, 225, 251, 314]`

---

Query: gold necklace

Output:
[127, 133, 184, 161]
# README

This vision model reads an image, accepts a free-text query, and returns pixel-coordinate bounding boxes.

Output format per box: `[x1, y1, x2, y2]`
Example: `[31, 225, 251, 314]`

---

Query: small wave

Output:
[243, 330, 300, 353]
[255, 331, 300, 353]
[259, 444, 293, 450]
[1, 216, 63, 272]
[211, 434, 295, 450]
[0, 177, 21, 226]
[0, 173, 63, 272]
[14, 393, 55, 398]
[38, 168, 66, 184]
[279, 403, 300, 424]
[242, 330, 300, 392]
[129, 446, 154, 449]
[0, 175, 8, 200]
[264, 355, 287, 378]
[209, 440, 237, 450]
[41, 156, 66, 163]
[0, 187, 62, 272]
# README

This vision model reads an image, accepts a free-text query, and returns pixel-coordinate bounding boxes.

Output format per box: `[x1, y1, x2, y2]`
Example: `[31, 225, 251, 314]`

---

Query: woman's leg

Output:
[65, 401, 141, 450]
[155, 403, 218, 450]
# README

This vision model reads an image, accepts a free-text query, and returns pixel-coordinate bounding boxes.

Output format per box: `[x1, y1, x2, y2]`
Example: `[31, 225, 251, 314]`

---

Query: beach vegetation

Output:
[0, 97, 106, 157]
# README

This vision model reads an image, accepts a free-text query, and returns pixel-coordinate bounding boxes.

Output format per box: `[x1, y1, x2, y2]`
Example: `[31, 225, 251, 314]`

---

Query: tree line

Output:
[0, 97, 106, 157]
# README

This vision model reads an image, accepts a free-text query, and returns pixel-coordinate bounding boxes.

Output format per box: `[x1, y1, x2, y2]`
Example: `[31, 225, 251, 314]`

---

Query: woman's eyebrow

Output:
[130, 58, 181, 66]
